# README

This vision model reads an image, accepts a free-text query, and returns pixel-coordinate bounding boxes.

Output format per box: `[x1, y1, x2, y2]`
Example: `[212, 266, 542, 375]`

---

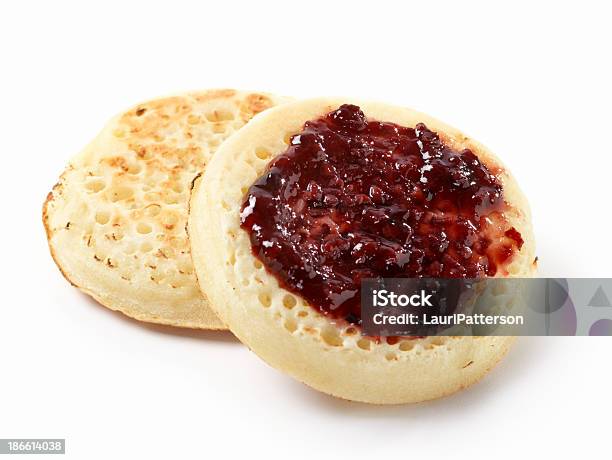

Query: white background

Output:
[1, 1, 611, 458]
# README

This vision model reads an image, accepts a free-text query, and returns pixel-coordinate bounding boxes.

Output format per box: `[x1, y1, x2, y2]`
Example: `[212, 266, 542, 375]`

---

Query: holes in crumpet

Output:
[258, 292, 272, 308]
[321, 328, 343, 347]
[212, 123, 226, 134]
[161, 213, 179, 227]
[163, 194, 179, 205]
[128, 164, 142, 174]
[399, 341, 415, 352]
[218, 110, 235, 121]
[145, 192, 161, 202]
[108, 186, 134, 202]
[95, 211, 110, 225]
[253, 259, 263, 270]
[86, 179, 106, 193]
[94, 249, 107, 262]
[167, 275, 187, 289]
[140, 242, 153, 252]
[255, 147, 271, 160]
[111, 229, 124, 241]
[284, 318, 297, 333]
[282, 295, 296, 309]
[385, 352, 398, 361]
[205, 110, 234, 122]
[187, 114, 200, 125]
[357, 339, 371, 351]
[145, 204, 161, 217]
[158, 246, 175, 259]
[177, 259, 193, 275]
[137, 222, 152, 234]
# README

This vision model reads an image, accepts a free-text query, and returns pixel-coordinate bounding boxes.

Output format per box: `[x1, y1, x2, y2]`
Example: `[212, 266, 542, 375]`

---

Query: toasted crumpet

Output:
[44, 90, 288, 329]
[188, 98, 536, 403]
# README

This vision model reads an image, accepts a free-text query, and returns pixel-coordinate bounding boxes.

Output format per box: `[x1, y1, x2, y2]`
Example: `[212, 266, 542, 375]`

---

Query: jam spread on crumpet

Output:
[240, 104, 523, 326]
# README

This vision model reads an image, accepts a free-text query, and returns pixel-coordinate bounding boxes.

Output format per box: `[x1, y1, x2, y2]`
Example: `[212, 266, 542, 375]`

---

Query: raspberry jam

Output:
[240, 105, 523, 325]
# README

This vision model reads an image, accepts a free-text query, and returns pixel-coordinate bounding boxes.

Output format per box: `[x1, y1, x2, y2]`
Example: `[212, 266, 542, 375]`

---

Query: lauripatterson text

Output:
[372, 313, 524, 326]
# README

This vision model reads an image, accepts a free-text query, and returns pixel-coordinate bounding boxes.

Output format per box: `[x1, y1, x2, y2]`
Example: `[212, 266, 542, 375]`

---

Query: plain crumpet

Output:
[44, 90, 288, 329]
